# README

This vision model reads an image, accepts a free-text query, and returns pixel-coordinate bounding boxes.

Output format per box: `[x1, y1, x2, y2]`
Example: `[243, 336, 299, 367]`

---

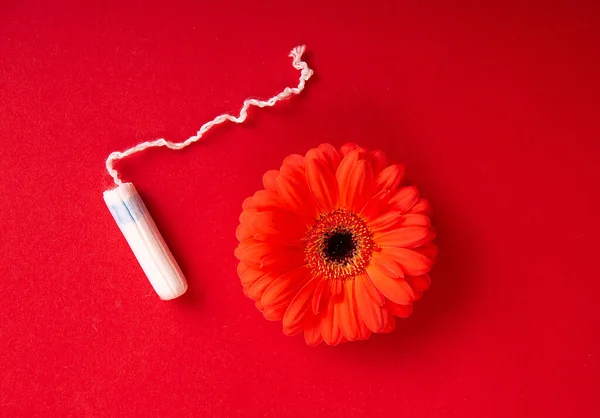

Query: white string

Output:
[105, 45, 314, 186]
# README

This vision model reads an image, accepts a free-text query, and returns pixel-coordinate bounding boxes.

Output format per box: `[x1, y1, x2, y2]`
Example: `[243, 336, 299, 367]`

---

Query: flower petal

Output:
[382, 247, 433, 276]
[280, 154, 305, 177]
[255, 300, 264, 312]
[382, 310, 395, 333]
[320, 299, 341, 346]
[330, 278, 343, 296]
[283, 277, 319, 335]
[275, 173, 317, 218]
[251, 210, 307, 238]
[415, 242, 439, 261]
[389, 186, 420, 213]
[409, 198, 433, 216]
[304, 324, 323, 346]
[252, 190, 282, 211]
[242, 197, 256, 210]
[367, 211, 402, 232]
[366, 264, 414, 305]
[262, 170, 279, 191]
[337, 280, 359, 341]
[339, 143, 366, 156]
[344, 159, 374, 212]
[305, 148, 339, 213]
[369, 149, 388, 176]
[318, 143, 341, 172]
[259, 248, 305, 272]
[375, 226, 435, 248]
[352, 280, 372, 340]
[236, 223, 253, 241]
[237, 261, 251, 277]
[375, 164, 405, 192]
[360, 189, 392, 220]
[239, 266, 266, 287]
[399, 214, 431, 228]
[405, 274, 431, 296]
[239, 209, 256, 226]
[261, 266, 310, 308]
[371, 251, 404, 278]
[263, 306, 285, 321]
[355, 273, 387, 333]
[246, 272, 276, 300]
[234, 241, 271, 265]
[388, 301, 414, 318]
[312, 277, 330, 315]
[336, 150, 360, 207]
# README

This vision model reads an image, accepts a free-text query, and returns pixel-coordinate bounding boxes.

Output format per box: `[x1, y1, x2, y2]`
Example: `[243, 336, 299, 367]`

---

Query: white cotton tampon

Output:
[103, 183, 188, 300]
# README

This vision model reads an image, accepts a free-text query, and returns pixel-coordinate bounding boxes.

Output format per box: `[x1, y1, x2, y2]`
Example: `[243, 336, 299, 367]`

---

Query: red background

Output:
[1, 0, 599, 416]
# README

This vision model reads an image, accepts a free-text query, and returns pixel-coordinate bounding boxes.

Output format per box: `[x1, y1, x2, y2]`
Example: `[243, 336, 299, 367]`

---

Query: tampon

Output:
[103, 183, 188, 300]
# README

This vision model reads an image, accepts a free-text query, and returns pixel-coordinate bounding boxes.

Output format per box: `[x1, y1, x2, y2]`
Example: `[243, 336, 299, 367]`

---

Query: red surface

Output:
[1, 1, 599, 416]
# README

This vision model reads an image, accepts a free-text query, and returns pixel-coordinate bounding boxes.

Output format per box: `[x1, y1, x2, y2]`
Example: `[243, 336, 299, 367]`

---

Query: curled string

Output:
[105, 45, 314, 186]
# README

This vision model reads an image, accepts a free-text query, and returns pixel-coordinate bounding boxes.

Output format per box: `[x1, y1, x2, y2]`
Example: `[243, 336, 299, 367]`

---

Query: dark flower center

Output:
[323, 230, 356, 264]
[304, 208, 375, 281]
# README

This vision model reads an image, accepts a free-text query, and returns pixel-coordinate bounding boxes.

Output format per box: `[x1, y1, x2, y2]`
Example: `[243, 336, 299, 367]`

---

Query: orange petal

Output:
[415, 242, 439, 261]
[237, 261, 251, 277]
[263, 306, 286, 321]
[375, 164, 405, 192]
[242, 197, 256, 210]
[318, 143, 341, 172]
[360, 189, 392, 220]
[367, 211, 402, 232]
[283, 277, 319, 335]
[355, 273, 386, 333]
[234, 241, 271, 265]
[304, 325, 323, 346]
[344, 159, 374, 212]
[262, 170, 279, 191]
[239, 209, 256, 226]
[305, 148, 339, 213]
[312, 277, 330, 315]
[405, 274, 431, 294]
[330, 279, 343, 295]
[389, 186, 420, 213]
[400, 214, 431, 228]
[261, 266, 310, 308]
[388, 301, 414, 318]
[369, 149, 388, 176]
[409, 198, 433, 216]
[382, 247, 433, 276]
[336, 150, 360, 207]
[236, 223, 253, 241]
[259, 249, 305, 272]
[251, 210, 307, 238]
[331, 307, 344, 345]
[339, 142, 366, 156]
[275, 173, 317, 218]
[246, 272, 276, 300]
[366, 264, 414, 305]
[280, 154, 305, 177]
[252, 190, 282, 211]
[371, 251, 404, 278]
[375, 226, 435, 248]
[352, 280, 372, 340]
[360, 269, 384, 306]
[337, 280, 359, 341]
[320, 299, 337, 345]
[239, 266, 266, 287]
[382, 310, 396, 333]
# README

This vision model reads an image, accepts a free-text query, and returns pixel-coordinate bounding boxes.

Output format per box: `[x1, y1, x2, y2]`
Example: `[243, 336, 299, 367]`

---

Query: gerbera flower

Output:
[235, 143, 437, 345]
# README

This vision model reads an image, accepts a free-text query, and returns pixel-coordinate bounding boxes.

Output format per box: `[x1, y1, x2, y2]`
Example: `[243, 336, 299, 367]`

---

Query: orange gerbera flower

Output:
[235, 143, 437, 345]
